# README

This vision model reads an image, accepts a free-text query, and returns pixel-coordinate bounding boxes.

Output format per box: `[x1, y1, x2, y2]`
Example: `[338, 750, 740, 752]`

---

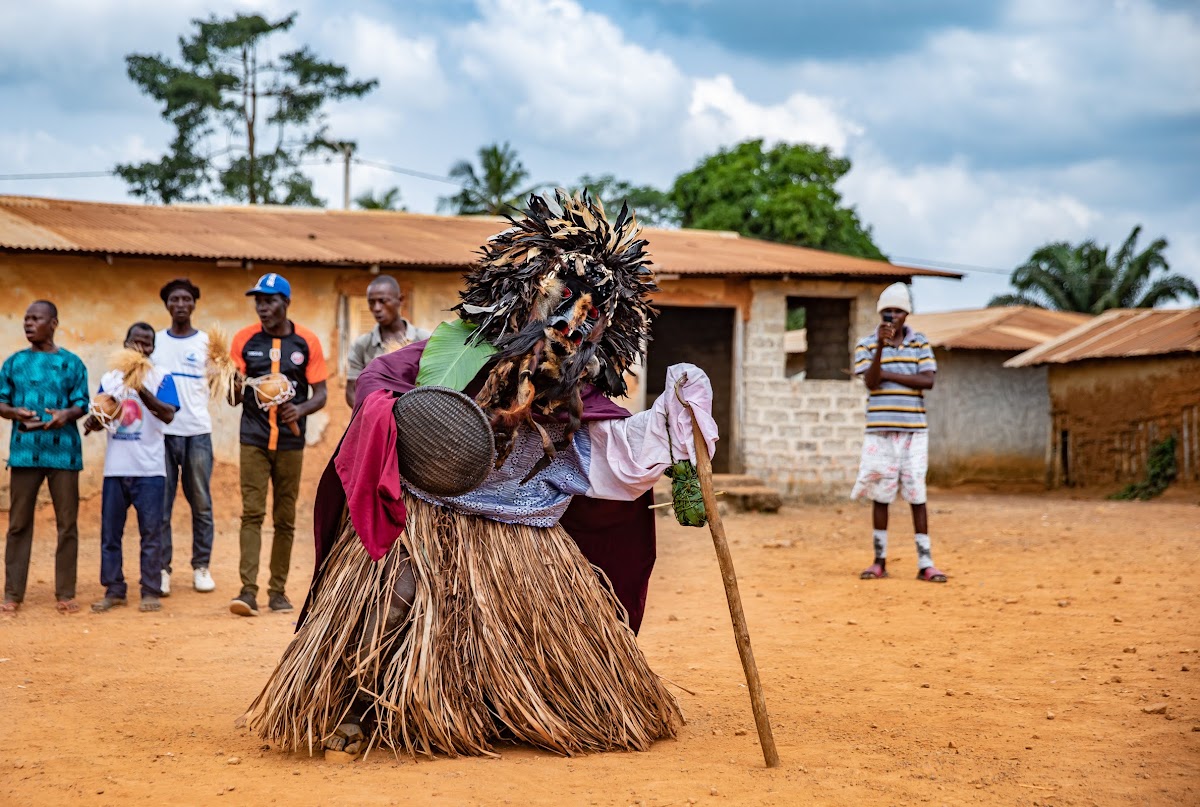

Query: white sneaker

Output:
[193, 567, 216, 593]
[161, 570, 171, 597]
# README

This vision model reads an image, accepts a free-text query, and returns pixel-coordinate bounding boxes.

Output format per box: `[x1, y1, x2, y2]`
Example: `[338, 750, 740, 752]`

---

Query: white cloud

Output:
[319, 14, 448, 112]
[454, 0, 690, 147]
[682, 75, 860, 158]
[842, 151, 1098, 270]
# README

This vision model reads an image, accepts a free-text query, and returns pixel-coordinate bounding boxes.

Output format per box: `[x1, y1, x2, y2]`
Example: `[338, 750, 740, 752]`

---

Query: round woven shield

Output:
[393, 386, 495, 497]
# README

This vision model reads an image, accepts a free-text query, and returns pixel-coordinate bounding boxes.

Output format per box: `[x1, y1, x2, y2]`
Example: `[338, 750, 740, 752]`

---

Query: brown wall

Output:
[0, 252, 464, 506]
[1047, 355, 1200, 489]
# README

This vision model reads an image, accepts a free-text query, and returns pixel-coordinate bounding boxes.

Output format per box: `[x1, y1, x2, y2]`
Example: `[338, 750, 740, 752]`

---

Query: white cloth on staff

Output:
[586, 363, 719, 500]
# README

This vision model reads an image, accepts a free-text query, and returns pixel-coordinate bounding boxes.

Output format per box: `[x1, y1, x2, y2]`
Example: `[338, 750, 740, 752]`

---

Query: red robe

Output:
[308, 340, 658, 633]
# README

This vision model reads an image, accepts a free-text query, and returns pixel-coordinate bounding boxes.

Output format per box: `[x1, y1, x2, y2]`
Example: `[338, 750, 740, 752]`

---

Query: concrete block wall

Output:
[739, 279, 886, 496]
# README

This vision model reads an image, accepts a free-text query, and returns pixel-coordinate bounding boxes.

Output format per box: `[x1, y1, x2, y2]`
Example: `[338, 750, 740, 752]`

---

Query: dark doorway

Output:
[785, 297, 852, 380]
[646, 306, 735, 473]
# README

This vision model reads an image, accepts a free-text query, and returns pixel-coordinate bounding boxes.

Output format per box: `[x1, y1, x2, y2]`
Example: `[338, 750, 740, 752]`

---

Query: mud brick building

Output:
[1006, 308, 1200, 490]
[0, 195, 956, 503]
[904, 307, 1089, 484]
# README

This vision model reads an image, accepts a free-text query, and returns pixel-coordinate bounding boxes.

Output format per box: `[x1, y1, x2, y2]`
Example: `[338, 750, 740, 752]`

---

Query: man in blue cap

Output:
[228, 274, 328, 616]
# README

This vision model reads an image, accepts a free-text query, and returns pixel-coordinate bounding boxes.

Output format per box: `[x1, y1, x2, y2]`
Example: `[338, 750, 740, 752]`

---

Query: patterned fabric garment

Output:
[0, 349, 89, 470]
[851, 431, 929, 504]
[407, 423, 592, 527]
[853, 326, 937, 433]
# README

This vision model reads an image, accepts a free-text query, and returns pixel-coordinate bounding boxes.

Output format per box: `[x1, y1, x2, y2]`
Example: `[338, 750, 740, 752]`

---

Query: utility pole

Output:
[319, 139, 357, 209]
[339, 141, 355, 210]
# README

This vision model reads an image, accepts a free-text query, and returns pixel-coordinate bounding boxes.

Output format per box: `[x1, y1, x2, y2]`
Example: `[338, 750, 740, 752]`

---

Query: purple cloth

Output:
[334, 389, 405, 561]
[308, 339, 659, 632]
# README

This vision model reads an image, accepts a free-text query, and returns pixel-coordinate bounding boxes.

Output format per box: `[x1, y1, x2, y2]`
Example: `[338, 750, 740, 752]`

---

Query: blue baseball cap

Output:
[246, 273, 291, 299]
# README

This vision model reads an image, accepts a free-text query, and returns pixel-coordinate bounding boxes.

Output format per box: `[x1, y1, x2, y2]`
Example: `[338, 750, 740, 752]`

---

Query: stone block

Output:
[822, 411, 847, 423]
[809, 425, 833, 439]
[805, 397, 833, 409]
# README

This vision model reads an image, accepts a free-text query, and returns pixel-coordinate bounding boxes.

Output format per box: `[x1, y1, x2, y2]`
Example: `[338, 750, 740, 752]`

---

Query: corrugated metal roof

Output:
[1004, 308, 1200, 367]
[907, 307, 1090, 351]
[0, 195, 959, 280]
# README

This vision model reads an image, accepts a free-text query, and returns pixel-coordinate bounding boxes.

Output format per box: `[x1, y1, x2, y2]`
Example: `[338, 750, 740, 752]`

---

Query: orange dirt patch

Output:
[1, 477, 1197, 805]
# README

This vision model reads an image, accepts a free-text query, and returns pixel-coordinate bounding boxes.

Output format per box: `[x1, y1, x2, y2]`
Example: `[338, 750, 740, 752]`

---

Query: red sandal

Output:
[917, 567, 947, 583]
[860, 563, 888, 579]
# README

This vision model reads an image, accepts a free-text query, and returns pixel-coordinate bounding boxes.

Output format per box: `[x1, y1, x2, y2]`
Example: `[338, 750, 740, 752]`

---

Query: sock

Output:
[872, 530, 888, 566]
[915, 533, 933, 570]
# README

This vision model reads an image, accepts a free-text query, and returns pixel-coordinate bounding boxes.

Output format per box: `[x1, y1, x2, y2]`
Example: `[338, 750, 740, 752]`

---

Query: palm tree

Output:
[438, 142, 543, 215]
[989, 226, 1197, 313]
[355, 186, 404, 211]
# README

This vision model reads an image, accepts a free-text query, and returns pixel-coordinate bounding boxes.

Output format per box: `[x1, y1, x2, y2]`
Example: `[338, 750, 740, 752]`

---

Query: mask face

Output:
[456, 190, 658, 400]
[540, 270, 603, 346]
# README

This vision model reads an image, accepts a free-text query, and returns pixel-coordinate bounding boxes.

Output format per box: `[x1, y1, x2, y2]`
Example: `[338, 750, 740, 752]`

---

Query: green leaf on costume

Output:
[415, 319, 497, 391]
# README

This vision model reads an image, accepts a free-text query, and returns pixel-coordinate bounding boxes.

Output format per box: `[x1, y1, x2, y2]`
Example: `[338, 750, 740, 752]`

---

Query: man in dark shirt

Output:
[229, 274, 328, 616]
[0, 301, 88, 615]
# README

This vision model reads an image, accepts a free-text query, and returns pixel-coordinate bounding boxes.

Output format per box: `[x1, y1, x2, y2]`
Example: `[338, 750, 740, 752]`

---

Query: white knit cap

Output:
[877, 282, 912, 313]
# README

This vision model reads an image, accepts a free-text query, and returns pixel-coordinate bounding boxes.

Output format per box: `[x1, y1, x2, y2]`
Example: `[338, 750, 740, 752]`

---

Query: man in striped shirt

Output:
[851, 283, 947, 583]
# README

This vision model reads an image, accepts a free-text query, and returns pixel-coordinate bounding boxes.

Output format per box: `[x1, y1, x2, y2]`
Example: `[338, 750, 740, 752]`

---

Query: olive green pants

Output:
[238, 445, 304, 597]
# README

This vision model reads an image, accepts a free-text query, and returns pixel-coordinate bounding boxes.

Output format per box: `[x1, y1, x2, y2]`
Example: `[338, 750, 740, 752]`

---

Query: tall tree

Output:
[438, 142, 543, 215]
[355, 186, 405, 211]
[671, 140, 885, 259]
[573, 174, 680, 227]
[989, 226, 1196, 312]
[115, 12, 377, 205]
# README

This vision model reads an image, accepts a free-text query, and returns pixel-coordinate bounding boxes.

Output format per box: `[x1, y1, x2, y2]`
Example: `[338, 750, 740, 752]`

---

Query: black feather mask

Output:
[454, 189, 659, 398]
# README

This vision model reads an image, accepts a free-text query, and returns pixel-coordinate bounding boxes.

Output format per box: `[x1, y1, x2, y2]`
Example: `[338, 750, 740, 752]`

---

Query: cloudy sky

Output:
[2, 0, 1197, 311]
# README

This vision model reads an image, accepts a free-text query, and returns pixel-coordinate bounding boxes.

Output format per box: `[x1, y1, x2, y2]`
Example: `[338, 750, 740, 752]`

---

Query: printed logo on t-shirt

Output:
[290, 351, 304, 365]
[247, 350, 264, 358]
[269, 347, 282, 362]
[113, 397, 145, 441]
[184, 350, 202, 368]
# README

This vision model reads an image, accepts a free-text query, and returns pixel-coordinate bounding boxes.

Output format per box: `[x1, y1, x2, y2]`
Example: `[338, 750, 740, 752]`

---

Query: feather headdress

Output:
[454, 189, 658, 398]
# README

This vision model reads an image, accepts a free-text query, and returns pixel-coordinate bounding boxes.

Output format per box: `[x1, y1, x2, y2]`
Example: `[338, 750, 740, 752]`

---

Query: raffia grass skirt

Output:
[244, 492, 682, 758]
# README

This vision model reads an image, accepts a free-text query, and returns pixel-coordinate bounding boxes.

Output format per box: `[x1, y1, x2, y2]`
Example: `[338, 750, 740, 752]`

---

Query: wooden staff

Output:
[675, 376, 781, 768]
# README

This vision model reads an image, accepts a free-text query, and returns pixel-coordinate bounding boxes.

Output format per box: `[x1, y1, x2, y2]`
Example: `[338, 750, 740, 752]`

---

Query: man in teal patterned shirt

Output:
[0, 301, 89, 615]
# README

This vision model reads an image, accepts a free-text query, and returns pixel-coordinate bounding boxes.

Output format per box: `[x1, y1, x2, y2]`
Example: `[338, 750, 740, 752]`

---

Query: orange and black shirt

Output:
[231, 322, 328, 451]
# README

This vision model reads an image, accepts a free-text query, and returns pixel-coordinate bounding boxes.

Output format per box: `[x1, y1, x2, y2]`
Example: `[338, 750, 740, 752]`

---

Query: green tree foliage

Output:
[438, 142, 543, 215]
[573, 174, 680, 227]
[989, 226, 1197, 312]
[670, 140, 885, 259]
[355, 186, 405, 211]
[115, 12, 377, 205]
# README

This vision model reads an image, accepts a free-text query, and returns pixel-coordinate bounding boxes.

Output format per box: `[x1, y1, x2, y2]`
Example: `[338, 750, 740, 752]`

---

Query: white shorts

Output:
[850, 431, 928, 505]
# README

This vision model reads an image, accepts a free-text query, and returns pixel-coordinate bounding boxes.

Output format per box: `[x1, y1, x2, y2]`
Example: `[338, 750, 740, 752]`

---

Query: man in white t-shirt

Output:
[85, 323, 180, 613]
[152, 278, 216, 595]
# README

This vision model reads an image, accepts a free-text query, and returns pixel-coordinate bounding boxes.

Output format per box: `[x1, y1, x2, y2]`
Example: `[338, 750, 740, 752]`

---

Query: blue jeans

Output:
[100, 476, 166, 600]
[162, 433, 214, 572]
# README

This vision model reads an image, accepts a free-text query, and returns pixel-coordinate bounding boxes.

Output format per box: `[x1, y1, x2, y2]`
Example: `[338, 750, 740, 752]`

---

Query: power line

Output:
[0, 170, 115, 180]
[352, 158, 464, 187]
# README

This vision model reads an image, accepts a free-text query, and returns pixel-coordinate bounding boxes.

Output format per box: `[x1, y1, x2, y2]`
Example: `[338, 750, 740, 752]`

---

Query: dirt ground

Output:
[1, 456, 1197, 806]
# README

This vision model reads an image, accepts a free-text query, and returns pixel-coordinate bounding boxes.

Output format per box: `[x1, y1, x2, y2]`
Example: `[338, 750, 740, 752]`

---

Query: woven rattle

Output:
[87, 392, 124, 433]
[244, 373, 300, 436]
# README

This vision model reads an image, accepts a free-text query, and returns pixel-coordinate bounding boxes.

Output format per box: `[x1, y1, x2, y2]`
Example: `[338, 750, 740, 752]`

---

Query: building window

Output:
[785, 297, 851, 380]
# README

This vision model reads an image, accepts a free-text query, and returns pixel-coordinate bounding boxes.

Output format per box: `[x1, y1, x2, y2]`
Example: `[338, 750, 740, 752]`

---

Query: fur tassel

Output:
[110, 348, 153, 392]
